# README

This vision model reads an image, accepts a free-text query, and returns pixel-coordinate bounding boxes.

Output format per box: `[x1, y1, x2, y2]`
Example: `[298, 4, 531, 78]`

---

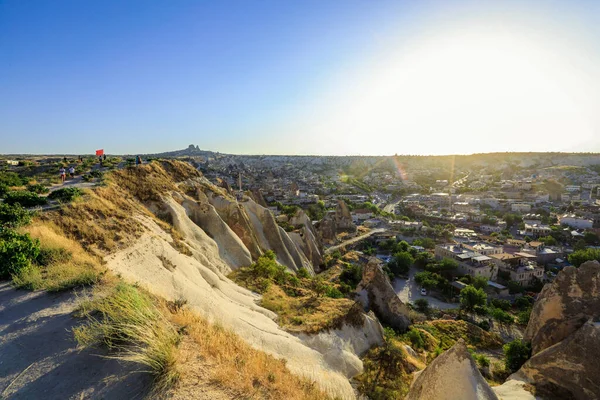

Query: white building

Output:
[523, 223, 552, 238]
[559, 214, 593, 230]
[511, 203, 532, 213]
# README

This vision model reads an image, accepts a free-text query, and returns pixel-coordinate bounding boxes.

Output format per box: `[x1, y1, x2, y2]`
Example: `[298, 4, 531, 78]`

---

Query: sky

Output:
[1, 0, 599, 156]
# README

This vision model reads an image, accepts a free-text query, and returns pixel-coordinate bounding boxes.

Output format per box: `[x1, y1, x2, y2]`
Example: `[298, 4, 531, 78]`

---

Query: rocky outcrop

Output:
[289, 209, 323, 268]
[241, 198, 314, 273]
[357, 258, 411, 332]
[516, 319, 600, 400]
[318, 200, 356, 243]
[294, 312, 384, 378]
[206, 192, 264, 259]
[524, 260, 600, 354]
[249, 188, 268, 208]
[173, 192, 252, 269]
[407, 339, 499, 400]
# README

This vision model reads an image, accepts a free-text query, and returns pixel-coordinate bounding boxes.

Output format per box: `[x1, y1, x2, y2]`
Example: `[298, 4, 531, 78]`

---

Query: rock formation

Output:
[288, 209, 323, 268]
[406, 339, 499, 400]
[318, 200, 356, 243]
[524, 260, 600, 354]
[357, 258, 411, 332]
[515, 319, 600, 400]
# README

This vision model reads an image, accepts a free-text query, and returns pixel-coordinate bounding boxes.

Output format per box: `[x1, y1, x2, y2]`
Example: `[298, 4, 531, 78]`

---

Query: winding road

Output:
[324, 228, 385, 255]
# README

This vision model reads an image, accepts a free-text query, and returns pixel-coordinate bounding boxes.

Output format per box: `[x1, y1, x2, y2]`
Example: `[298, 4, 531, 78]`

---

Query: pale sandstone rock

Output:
[407, 339, 499, 400]
[524, 260, 600, 354]
[357, 258, 411, 332]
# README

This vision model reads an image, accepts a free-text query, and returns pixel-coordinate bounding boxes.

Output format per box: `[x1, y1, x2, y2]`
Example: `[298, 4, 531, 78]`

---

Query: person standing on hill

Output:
[69, 166, 75, 179]
[59, 167, 66, 183]
[135, 155, 142, 167]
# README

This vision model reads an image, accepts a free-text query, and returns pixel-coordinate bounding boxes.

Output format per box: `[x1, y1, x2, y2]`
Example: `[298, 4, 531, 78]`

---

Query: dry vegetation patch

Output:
[13, 221, 103, 291]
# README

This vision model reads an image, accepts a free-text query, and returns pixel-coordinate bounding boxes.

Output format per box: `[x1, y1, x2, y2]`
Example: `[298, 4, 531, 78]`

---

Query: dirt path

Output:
[0, 282, 152, 400]
[324, 228, 385, 255]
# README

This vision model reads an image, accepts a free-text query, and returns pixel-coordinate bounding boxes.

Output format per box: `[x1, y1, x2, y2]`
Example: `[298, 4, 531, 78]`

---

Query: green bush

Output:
[296, 267, 311, 279]
[27, 183, 49, 194]
[4, 191, 47, 207]
[514, 296, 533, 310]
[489, 307, 514, 323]
[388, 251, 413, 277]
[339, 263, 363, 289]
[0, 183, 8, 198]
[325, 285, 343, 299]
[490, 298, 511, 311]
[0, 171, 27, 187]
[48, 187, 83, 202]
[406, 327, 425, 349]
[517, 308, 532, 325]
[504, 339, 531, 372]
[414, 298, 430, 314]
[0, 203, 32, 228]
[0, 229, 41, 278]
[477, 320, 491, 331]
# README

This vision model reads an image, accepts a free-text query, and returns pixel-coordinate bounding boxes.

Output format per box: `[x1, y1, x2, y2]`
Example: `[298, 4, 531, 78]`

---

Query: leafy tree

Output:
[490, 298, 511, 311]
[414, 252, 433, 269]
[394, 240, 410, 253]
[412, 237, 435, 249]
[573, 239, 588, 252]
[514, 296, 533, 310]
[414, 271, 442, 290]
[472, 275, 488, 290]
[296, 267, 311, 279]
[459, 285, 487, 311]
[489, 307, 514, 323]
[569, 248, 600, 267]
[388, 251, 414, 277]
[0, 229, 40, 279]
[583, 231, 599, 245]
[0, 183, 8, 198]
[504, 213, 523, 228]
[504, 339, 531, 372]
[339, 263, 363, 289]
[539, 235, 557, 246]
[438, 257, 459, 272]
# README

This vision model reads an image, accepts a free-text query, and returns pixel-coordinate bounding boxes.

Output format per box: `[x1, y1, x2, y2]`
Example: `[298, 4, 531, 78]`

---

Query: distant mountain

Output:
[141, 144, 221, 159]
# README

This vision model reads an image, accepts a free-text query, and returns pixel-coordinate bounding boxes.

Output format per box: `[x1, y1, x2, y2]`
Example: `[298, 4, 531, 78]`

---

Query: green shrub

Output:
[297, 267, 311, 279]
[406, 328, 425, 349]
[4, 191, 47, 207]
[489, 307, 514, 324]
[48, 187, 83, 202]
[0, 183, 8, 197]
[460, 285, 487, 311]
[517, 308, 532, 325]
[27, 183, 49, 194]
[504, 339, 531, 372]
[339, 263, 362, 289]
[514, 296, 533, 310]
[325, 285, 343, 299]
[477, 320, 491, 331]
[0, 203, 32, 228]
[0, 229, 41, 278]
[0, 171, 26, 187]
[414, 298, 430, 314]
[490, 298, 511, 311]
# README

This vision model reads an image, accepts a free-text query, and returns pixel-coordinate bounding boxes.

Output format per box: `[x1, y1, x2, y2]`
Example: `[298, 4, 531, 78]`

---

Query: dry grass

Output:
[415, 319, 504, 351]
[170, 310, 332, 400]
[13, 222, 103, 291]
[260, 285, 358, 333]
[73, 283, 181, 395]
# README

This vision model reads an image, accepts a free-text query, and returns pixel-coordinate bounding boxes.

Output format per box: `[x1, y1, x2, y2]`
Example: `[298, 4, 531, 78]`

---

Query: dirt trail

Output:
[0, 282, 152, 400]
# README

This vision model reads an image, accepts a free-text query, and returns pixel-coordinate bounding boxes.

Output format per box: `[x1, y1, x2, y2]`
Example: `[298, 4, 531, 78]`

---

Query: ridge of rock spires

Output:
[357, 258, 411, 332]
[406, 339, 499, 400]
[318, 200, 357, 243]
[524, 260, 600, 354]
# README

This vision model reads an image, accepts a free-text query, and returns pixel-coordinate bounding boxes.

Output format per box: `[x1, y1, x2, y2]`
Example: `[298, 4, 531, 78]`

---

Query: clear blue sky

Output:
[1, 0, 599, 155]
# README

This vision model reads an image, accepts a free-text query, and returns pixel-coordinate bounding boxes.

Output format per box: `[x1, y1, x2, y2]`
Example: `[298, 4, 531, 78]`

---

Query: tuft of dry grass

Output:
[73, 283, 181, 394]
[170, 310, 331, 400]
[13, 222, 103, 291]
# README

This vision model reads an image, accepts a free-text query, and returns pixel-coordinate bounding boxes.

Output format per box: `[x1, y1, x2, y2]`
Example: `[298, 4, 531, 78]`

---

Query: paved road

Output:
[393, 267, 456, 310]
[324, 228, 385, 255]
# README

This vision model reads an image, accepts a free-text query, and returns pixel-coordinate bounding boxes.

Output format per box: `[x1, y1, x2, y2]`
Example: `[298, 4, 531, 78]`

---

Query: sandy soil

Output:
[0, 281, 152, 400]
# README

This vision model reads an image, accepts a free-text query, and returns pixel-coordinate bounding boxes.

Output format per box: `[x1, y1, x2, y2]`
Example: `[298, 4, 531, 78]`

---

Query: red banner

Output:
[95, 149, 104, 156]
